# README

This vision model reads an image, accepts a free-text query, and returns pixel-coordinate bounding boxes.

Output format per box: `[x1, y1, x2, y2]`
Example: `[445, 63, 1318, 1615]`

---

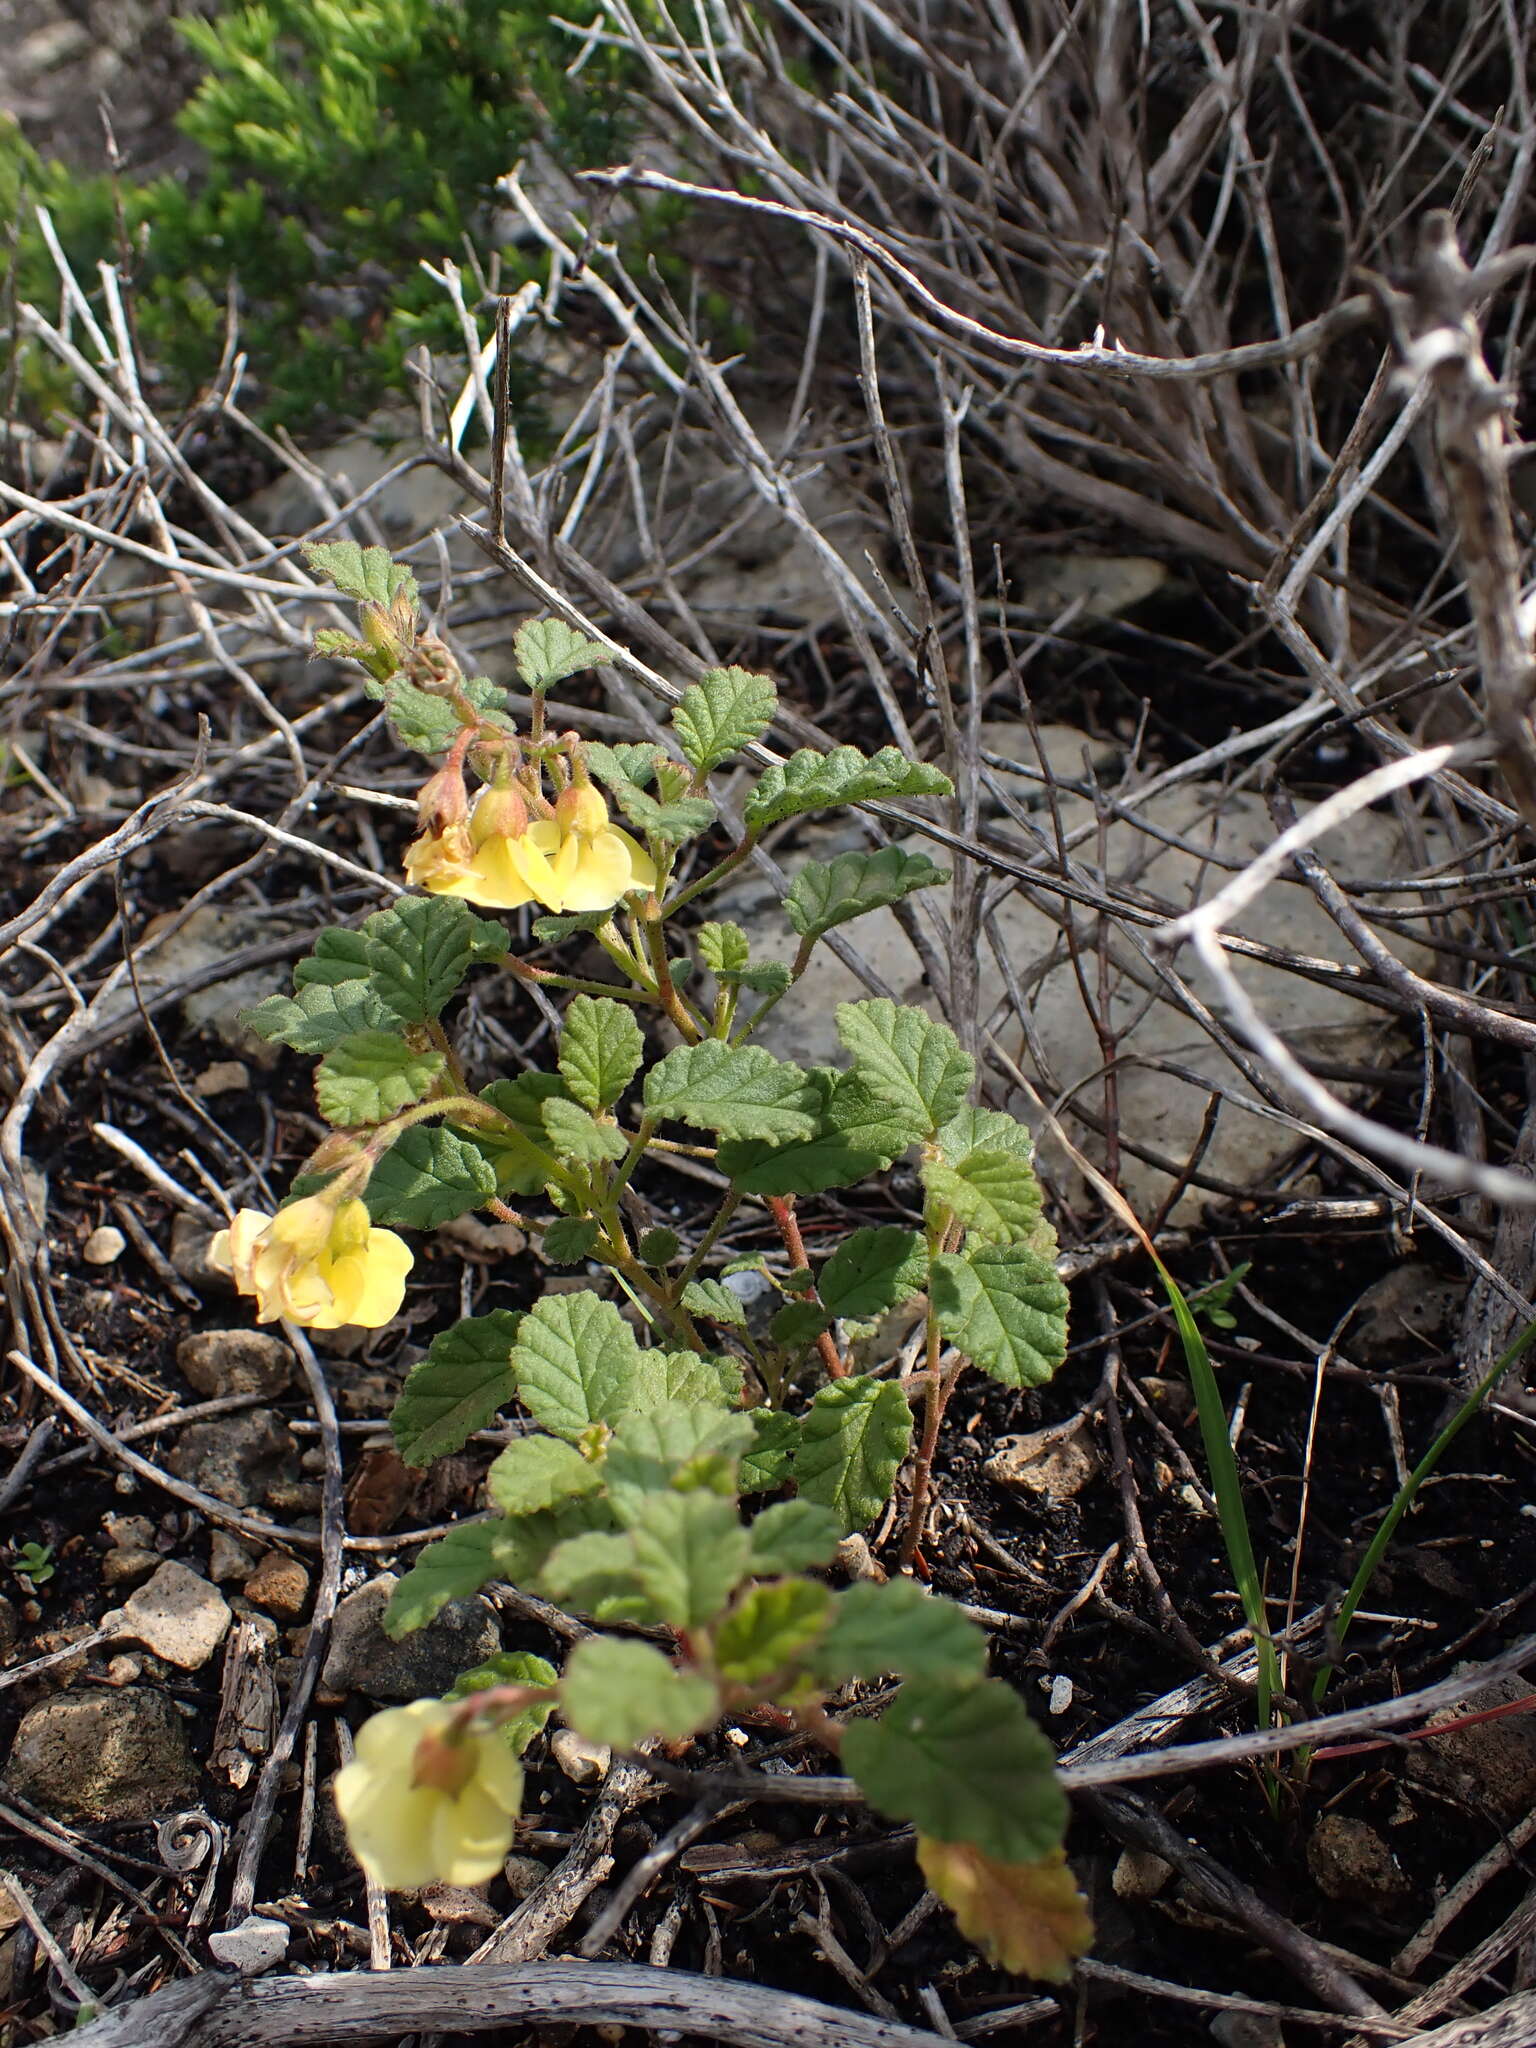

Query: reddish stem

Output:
[766, 1195, 845, 1380]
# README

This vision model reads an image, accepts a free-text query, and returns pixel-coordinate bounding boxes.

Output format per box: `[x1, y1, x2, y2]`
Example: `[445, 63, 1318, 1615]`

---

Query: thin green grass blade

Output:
[1312, 1314, 1536, 1704]
[1153, 1255, 1279, 1728]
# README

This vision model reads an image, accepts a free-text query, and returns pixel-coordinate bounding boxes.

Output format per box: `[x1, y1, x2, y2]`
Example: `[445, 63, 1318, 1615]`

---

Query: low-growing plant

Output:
[12, 1540, 54, 1589]
[2, 0, 634, 432]
[216, 540, 1085, 1973]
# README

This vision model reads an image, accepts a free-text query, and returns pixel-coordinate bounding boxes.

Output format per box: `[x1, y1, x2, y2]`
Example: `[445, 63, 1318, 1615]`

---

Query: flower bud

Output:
[554, 782, 610, 838]
[472, 783, 530, 845]
[416, 762, 470, 834]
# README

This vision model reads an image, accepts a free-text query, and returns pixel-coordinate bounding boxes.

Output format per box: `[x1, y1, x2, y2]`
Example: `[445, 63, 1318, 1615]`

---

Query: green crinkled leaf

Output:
[809, 1578, 989, 1685]
[696, 922, 751, 976]
[924, 1151, 1045, 1248]
[559, 995, 644, 1113]
[241, 978, 392, 1053]
[837, 999, 974, 1138]
[511, 1291, 651, 1441]
[604, 1401, 755, 1526]
[383, 1521, 507, 1637]
[786, 847, 949, 944]
[448, 1651, 558, 1756]
[681, 1279, 748, 1329]
[769, 1301, 833, 1348]
[747, 1499, 843, 1574]
[673, 666, 777, 774]
[293, 926, 372, 988]
[391, 1309, 521, 1465]
[740, 1409, 799, 1493]
[364, 1125, 498, 1229]
[315, 1031, 445, 1127]
[793, 1376, 913, 1532]
[744, 745, 953, 832]
[716, 1578, 832, 1684]
[537, 1528, 653, 1619]
[938, 1105, 1036, 1165]
[658, 1350, 744, 1408]
[540, 1217, 600, 1265]
[559, 1637, 718, 1748]
[719, 1070, 920, 1196]
[530, 909, 611, 943]
[305, 539, 417, 608]
[930, 1245, 1069, 1389]
[644, 1041, 819, 1144]
[842, 1677, 1066, 1863]
[541, 1095, 628, 1163]
[818, 1226, 927, 1320]
[514, 617, 610, 691]
[608, 782, 715, 844]
[629, 1489, 753, 1627]
[487, 1434, 604, 1516]
[477, 1074, 567, 1196]
[365, 894, 482, 1025]
[638, 1227, 681, 1267]
[585, 741, 663, 791]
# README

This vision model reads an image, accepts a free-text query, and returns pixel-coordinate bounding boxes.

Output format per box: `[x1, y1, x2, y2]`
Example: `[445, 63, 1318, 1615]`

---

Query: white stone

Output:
[549, 1727, 611, 1785]
[82, 1225, 127, 1266]
[111, 1561, 232, 1671]
[208, 1916, 290, 1973]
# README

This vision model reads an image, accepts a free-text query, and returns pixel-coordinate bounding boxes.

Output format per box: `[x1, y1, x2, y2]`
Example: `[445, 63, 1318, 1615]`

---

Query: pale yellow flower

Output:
[209, 1195, 411, 1330]
[405, 786, 538, 910]
[509, 784, 657, 914]
[404, 783, 655, 916]
[335, 1699, 524, 1889]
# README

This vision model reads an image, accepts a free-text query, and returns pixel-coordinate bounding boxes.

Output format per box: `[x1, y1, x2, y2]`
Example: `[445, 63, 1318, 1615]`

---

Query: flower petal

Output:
[326, 1229, 413, 1330]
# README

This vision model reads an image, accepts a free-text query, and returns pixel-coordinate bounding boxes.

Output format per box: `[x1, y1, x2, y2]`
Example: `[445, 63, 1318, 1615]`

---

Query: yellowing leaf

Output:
[917, 1838, 1092, 1982]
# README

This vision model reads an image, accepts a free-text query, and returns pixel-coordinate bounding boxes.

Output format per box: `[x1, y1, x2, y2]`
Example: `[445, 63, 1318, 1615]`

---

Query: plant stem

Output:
[642, 914, 704, 1042]
[765, 1194, 844, 1380]
[900, 1307, 953, 1570]
[661, 838, 755, 918]
[677, 1191, 742, 1291]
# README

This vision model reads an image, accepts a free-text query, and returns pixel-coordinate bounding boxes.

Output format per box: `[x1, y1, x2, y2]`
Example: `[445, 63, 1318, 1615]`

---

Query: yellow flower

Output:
[209, 1195, 411, 1330]
[405, 786, 537, 910]
[334, 1700, 524, 1889]
[509, 784, 657, 914]
[404, 783, 655, 915]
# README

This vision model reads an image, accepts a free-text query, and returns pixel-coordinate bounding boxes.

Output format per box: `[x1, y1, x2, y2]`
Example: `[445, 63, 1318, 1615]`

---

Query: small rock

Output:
[320, 1575, 500, 1701]
[112, 1561, 232, 1671]
[209, 1530, 259, 1583]
[1348, 1264, 1466, 1362]
[101, 1546, 162, 1591]
[419, 1884, 500, 1927]
[244, 1552, 311, 1622]
[193, 1061, 250, 1099]
[551, 1728, 611, 1785]
[208, 1915, 289, 1973]
[3, 1688, 197, 1820]
[1138, 1377, 1195, 1424]
[0, 1595, 17, 1659]
[169, 1411, 300, 1506]
[103, 1514, 156, 1550]
[833, 1533, 885, 1583]
[987, 1423, 1097, 1500]
[1112, 1847, 1173, 1900]
[1306, 1814, 1408, 1906]
[177, 1329, 293, 1401]
[1409, 1678, 1536, 1820]
[103, 1654, 143, 1687]
[170, 1213, 230, 1291]
[83, 1225, 127, 1266]
[502, 1854, 548, 1899]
